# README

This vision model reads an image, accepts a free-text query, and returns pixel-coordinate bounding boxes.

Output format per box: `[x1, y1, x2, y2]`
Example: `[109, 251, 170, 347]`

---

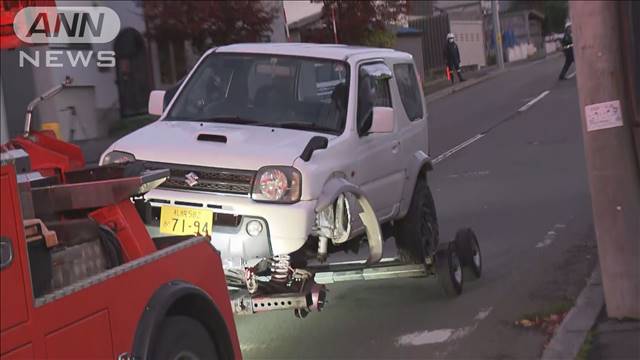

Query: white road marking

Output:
[397, 329, 455, 346]
[566, 71, 576, 79]
[431, 88, 551, 167]
[397, 307, 492, 347]
[518, 90, 551, 112]
[240, 343, 270, 351]
[536, 224, 566, 248]
[474, 307, 493, 320]
[432, 134, 485, 165]
[447, 170, 490, 179]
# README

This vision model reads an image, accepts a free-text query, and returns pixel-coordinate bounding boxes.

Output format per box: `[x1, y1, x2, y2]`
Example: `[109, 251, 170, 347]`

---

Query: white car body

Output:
[101, 43, 431, 270]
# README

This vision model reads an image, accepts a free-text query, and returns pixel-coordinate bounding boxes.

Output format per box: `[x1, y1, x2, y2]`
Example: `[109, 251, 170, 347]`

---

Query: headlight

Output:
[251, 166, 301, 203]
[101, 151, 135, 165]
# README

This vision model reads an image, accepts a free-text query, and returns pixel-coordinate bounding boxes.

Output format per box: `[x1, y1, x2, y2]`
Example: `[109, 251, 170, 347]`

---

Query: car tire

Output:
[454, 228, 482, 279]
[435, 242, 463, 297]
[396, 175, 439, 263]
[152, 316, 218, 360]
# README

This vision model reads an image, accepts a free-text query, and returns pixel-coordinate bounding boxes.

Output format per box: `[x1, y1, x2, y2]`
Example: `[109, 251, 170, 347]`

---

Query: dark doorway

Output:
[114, 28, 150, 118]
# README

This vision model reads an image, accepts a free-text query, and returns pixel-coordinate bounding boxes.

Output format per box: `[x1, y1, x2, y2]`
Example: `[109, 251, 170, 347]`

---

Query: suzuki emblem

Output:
[185, 172, 199, 187]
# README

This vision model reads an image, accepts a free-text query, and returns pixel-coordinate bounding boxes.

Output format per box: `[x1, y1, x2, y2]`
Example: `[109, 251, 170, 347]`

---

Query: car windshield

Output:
[166, 53, 350, 135]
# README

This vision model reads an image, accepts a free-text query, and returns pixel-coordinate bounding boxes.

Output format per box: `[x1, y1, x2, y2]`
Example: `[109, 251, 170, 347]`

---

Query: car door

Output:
[353, 61, 405, 221]
[392, 62, 429, 205]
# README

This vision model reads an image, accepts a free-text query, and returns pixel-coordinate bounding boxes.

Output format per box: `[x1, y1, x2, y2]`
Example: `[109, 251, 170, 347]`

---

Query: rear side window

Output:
[357, 62, 393, 135]
[394, 63, 424, 121]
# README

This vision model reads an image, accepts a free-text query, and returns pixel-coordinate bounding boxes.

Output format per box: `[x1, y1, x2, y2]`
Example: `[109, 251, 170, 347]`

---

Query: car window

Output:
[357, 62, 392, 135]
[167, 54, 350, 135]
[394, 63, 424, 121]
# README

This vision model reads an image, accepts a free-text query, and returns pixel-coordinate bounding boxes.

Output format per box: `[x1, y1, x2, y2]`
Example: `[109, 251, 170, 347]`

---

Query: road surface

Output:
[235, 55, 597, 359]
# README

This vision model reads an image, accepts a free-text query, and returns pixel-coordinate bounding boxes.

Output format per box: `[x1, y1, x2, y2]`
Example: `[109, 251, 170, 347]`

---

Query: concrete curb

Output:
[541, 265, 604, 360]
[425, 70, 505, 103]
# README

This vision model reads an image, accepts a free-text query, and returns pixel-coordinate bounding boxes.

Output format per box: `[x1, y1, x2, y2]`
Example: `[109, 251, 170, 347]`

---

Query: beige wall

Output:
[451, 20, 486, 67]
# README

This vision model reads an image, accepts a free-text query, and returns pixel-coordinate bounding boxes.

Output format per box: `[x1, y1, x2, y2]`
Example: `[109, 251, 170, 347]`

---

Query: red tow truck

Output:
[0, 80, 241, 359]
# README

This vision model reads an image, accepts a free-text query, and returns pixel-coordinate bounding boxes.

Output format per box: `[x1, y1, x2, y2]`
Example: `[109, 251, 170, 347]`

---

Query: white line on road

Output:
[396, 307, 492, 347]
[566, 71, 576, 79]
[432, 134, 485, 165]
[432, 88, 551, 167]
[518, 90, 551, 112]
[474, 307, 493, 320]
[536, 224, 566, 248]
[446, 170, 490, 179]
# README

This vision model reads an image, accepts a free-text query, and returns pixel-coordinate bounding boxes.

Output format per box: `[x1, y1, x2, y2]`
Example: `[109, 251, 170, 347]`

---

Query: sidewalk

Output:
[424, 51, 562, 103]
[542, 266, 640, 360]
[588, 315, 640, 360]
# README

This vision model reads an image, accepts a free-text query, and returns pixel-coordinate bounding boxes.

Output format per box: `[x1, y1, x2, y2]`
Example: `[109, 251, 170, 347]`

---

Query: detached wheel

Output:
[455, 228, 482, 279]
[152, 316, 218, 360]
[435, 242, 463, 297]
[396, 176, 439, 262]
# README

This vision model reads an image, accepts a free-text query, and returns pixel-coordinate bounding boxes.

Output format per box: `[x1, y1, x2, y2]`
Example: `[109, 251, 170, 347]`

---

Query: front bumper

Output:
[140, 188, 317, 266]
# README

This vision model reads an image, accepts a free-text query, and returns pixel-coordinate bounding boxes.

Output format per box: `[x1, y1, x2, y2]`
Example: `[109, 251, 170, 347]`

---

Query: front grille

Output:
[143, 161, 255, 195]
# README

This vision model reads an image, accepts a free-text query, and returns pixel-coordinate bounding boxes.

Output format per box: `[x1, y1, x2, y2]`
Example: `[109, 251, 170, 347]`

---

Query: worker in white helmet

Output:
[443, 33, 465, 84]
[558, 22, 574, 80]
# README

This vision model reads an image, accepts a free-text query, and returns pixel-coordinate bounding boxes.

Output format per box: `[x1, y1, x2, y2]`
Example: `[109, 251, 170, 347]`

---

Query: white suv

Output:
[101, 43, 438, 278]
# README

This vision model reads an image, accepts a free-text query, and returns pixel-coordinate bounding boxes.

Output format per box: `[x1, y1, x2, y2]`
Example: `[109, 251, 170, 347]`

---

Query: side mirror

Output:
[148, 90, 166, 116]
[369, 107, 394, 133]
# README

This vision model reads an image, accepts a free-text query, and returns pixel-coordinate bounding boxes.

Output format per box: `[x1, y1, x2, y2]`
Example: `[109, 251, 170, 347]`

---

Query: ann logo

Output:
[14, 7, 120, 44]
[27, 11, 104, 38]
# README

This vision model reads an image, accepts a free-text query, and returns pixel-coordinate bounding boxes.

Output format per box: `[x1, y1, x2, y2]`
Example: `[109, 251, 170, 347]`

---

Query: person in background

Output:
[558, 22, 574, 80]
[444, 33, 465, 84]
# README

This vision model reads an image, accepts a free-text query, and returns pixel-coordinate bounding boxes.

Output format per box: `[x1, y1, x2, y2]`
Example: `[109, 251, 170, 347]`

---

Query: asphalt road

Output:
[234, 55, 598, 359]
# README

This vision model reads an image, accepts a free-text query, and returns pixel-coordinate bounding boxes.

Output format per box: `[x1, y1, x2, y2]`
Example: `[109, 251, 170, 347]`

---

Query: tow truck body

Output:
[1, 82, 241, 359]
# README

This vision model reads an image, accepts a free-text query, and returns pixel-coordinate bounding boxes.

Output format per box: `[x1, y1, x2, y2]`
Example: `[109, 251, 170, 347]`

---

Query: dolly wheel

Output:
[455, 228, 482, 279]
[435, 242, 463, 297]
[294, 308, 309, 319]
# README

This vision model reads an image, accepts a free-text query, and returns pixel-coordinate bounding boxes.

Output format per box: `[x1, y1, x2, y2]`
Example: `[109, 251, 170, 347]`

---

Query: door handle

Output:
[391, 142, 400, 154]
[0, 237, 13, 270]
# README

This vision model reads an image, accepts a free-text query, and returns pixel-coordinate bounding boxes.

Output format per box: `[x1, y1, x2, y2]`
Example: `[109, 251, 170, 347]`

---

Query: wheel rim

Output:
[420, 199, 435, 255]
[452, 251, 462, 284]
[472, 238, 481, 268]
[173, 350, 199, 360]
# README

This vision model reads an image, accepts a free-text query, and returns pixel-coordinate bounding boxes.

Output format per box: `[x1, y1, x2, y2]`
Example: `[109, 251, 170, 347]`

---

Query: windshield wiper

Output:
[260, 122, 338, 134]
[192, 116, 259, 125]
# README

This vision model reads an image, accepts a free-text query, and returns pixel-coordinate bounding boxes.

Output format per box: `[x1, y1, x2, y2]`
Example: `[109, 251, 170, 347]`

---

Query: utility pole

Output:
[570, 1, 640, 319]
[491, 0, 504, 69]
[330, 3, 338, 44]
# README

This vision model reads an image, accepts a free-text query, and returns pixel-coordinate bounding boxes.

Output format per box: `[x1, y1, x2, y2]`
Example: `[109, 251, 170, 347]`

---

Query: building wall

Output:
[267, 1, 289, 42]
[438, 2, 484, 21]
[1, 0, 147, 141]
[451, 20, 486, 67]
[0, 50, 37, 138]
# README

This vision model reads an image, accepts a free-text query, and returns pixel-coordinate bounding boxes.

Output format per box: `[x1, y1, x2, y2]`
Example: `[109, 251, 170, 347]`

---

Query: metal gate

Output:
[409, 14, 451, 76]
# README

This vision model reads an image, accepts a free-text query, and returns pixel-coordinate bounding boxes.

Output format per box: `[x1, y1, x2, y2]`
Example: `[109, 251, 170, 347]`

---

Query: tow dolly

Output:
[230, 229, 482, 318]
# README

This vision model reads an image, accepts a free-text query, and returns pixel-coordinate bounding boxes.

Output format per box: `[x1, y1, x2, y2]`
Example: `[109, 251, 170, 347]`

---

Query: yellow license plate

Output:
[159, 206, 214, 235]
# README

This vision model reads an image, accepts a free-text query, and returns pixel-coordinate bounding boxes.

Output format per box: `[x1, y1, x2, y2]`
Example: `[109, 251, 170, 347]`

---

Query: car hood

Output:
[108, 121, 335, 170]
